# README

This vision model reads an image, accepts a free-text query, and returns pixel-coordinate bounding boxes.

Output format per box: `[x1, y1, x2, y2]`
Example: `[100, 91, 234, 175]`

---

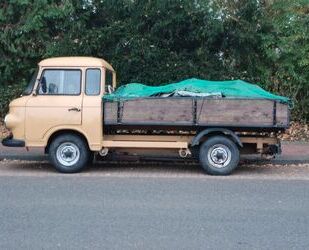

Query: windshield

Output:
[23, 69, 38, 95]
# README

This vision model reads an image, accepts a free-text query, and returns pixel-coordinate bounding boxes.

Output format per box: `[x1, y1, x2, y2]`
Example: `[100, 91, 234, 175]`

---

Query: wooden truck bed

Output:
[103, 97, 289, 131]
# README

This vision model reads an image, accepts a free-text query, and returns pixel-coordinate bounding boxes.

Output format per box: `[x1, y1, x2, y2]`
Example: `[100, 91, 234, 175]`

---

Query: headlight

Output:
[4, 114, 8, 128]
[3, 114, 16, 129]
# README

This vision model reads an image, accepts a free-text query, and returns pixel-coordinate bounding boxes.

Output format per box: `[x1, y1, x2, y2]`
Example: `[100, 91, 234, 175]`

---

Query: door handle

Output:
[68, 107, 81, 112]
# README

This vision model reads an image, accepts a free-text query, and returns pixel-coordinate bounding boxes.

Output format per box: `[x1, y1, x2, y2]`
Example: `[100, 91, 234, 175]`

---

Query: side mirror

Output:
[37, 76, 47, 94]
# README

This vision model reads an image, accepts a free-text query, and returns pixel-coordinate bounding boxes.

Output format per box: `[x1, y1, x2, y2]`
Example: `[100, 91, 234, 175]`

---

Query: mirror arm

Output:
[33, 80, 40, 96]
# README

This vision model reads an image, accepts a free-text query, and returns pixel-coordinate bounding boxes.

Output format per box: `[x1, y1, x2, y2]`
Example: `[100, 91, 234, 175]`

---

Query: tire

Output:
[199, 136, 239, 175]
[49, 134, 90, 173]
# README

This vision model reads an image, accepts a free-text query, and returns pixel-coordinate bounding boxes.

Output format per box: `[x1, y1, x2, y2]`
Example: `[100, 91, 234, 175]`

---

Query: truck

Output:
[2, 57, 290, 175]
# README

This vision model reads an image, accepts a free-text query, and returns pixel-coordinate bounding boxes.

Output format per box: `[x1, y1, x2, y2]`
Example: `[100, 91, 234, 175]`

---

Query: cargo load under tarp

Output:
[103, 78, 290, 131]
[104, 78, 291, 105]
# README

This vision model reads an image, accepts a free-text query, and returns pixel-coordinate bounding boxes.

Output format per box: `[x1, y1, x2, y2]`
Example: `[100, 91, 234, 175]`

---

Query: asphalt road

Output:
[0, 142, 309, 249]
[0, 175, 308, 250]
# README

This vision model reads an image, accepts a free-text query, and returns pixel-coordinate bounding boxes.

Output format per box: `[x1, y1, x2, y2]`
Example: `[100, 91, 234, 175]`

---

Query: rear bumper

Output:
[2, 135, 25, 147]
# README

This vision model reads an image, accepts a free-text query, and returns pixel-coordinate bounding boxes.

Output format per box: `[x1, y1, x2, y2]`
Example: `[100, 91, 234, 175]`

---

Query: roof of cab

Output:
[39, 57, 115, 71]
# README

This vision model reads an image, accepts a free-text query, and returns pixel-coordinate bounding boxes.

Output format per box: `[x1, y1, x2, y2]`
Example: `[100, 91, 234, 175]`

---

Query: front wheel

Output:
[199, 136, 239, 175]
[49, 134, 90, 173]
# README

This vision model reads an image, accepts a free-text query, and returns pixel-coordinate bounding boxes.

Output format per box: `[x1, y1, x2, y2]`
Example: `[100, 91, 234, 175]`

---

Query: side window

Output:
[86, 69, 101, 95]
[105, 69, 113, 93]
[38, 69, 81, 95]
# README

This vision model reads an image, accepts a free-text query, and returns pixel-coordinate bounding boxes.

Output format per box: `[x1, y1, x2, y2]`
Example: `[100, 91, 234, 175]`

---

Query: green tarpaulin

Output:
[104, 78, 291, 105]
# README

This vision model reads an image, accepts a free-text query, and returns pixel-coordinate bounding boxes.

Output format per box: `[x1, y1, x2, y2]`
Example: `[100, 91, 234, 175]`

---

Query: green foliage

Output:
[0, 0, 308, 121]
[262, 0, 309, 121]
[0, 83, 25, 118]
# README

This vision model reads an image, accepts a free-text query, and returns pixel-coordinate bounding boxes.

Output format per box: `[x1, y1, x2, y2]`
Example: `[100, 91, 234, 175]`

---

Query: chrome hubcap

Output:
[56, 142, 80, 167]
[207, 144, 231, 168]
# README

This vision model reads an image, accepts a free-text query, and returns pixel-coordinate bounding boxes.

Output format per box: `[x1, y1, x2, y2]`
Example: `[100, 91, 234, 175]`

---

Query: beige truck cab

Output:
[4, 57, 116, 170]
[3, 57, 285, 175]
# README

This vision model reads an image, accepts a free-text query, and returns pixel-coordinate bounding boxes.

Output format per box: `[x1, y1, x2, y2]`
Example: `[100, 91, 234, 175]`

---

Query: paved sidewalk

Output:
[0, 144, 46, 161]
[275, 142, 309, 163]
[281, 141, 309, 157]
[1, 141, 308, 162]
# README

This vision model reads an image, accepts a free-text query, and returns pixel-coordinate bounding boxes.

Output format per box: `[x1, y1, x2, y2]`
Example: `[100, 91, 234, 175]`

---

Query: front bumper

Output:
[2, 135, 25, 147]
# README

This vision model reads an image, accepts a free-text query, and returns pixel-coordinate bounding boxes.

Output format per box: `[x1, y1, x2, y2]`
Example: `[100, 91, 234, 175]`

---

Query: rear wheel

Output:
[199, 136, 239, 175]
[49, 134, 90, 173]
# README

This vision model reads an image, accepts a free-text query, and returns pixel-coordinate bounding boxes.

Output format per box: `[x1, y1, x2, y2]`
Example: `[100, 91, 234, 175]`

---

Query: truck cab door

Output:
[25, 68, 83, 143]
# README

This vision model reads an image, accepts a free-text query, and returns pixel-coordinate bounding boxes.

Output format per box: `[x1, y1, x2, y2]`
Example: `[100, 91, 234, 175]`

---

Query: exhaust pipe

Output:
[99, 148, 109, 157]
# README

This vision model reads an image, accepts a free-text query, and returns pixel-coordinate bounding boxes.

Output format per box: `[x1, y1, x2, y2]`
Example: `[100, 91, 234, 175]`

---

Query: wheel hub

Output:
[207, 144, 231, 168]
[56, 142, 80, 167]
[63, 149, 73, 158]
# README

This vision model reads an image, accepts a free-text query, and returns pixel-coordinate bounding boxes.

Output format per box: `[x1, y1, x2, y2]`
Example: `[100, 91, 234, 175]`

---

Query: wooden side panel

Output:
[103, 98, 289, 127]
[276, 103, 289, 126]
[121, 98, 193, 124]
[103, 102, 118, 124]
[197, 99, 274, 126]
